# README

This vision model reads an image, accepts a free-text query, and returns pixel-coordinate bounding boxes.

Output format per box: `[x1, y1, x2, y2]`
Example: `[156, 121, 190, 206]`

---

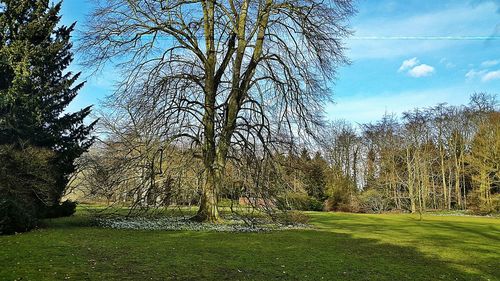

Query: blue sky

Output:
[61, 0, 500, 124]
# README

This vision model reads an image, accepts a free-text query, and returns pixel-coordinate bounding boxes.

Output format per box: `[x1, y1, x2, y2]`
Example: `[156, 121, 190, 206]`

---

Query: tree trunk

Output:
[195, 0, 219, 222]
[406, 148, 416, 213]
[440, 154, 449, 209]
[454, 157, 462, 208]
[193, 0, 271, 223]
[193, 167, 220, 222]
[438, 129, 449, 210]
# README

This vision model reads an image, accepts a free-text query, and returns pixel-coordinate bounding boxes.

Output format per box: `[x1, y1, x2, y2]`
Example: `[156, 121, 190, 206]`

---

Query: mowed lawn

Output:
[1, 211, 499, 281]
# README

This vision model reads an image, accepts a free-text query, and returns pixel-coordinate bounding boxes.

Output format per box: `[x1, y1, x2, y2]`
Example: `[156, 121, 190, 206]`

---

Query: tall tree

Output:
[81, 0, 354, 221]
[0, 0, 95, 207]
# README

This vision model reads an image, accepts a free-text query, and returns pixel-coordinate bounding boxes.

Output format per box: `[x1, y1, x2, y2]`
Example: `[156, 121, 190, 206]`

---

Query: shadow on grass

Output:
[1, 217, 496, 280]
[308, 213, 500, 280]
[425, 221, 500, 241]
[38, 213, 95, 229]
[310, 212, 500, 242]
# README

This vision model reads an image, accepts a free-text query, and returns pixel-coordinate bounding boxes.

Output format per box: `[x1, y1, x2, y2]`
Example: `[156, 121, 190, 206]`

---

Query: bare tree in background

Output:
[80, 0, 354, 222]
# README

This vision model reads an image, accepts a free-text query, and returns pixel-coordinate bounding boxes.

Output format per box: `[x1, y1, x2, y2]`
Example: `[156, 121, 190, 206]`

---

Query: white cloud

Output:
[465, 69, 487, 80]
[398, 58, 435, 78]
[482, 70, 500, 82]
[481, 60, 500, 68]
[465, 69, 500, 82]
[398, 57, 419, 72]
[408, 64, 435, 77]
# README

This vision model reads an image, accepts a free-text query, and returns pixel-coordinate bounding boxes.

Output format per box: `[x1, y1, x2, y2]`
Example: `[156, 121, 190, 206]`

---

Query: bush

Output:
[359, 189, 390, 213]
[466, 190, 482, 214]
[43, 200, 77, 219]
[0, 145, 56, 234]
[306, 197, 324, 211]
[278, 193, 323, 211]
[0, 197, 38, 235]
[277, 211, 310, 225]
[492, 194, 500, 213]
[324, 196, 361, 213]
[467, 190, 500, 215]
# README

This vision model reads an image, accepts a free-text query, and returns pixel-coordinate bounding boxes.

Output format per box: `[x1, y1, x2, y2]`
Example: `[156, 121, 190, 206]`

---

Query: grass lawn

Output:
[0, 211, 499, 280]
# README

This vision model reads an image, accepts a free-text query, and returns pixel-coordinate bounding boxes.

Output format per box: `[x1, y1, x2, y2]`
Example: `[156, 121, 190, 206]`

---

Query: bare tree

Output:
[361, 114, 403, 209]
[80, 0, 354, 221]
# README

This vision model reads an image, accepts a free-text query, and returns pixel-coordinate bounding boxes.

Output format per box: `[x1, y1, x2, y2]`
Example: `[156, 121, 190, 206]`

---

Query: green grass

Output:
[1, 211, 499, 280]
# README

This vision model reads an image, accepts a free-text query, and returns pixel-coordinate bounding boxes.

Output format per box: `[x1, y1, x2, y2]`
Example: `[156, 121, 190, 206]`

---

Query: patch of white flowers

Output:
[94, 216, 308, 232]
[430, 213, 498, 218]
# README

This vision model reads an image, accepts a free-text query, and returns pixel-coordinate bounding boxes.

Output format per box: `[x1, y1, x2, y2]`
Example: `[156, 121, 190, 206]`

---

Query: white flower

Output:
[93, 216, 308, 232]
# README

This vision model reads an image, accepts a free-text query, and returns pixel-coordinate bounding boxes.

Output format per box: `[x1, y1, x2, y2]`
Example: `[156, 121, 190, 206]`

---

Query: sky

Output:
[60, 0, 500, 124]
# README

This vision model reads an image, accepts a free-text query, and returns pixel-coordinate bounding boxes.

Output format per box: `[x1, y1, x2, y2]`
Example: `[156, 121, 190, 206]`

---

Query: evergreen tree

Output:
[304, 152, 327, 200]
[0, 0, 95, 208]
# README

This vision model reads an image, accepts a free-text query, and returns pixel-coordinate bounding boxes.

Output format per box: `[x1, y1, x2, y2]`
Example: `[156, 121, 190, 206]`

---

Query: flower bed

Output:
[94, 216, 309, 232]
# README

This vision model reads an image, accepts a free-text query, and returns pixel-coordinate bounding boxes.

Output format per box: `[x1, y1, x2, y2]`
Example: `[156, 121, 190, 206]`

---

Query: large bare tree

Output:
[80, 0, 354, 222]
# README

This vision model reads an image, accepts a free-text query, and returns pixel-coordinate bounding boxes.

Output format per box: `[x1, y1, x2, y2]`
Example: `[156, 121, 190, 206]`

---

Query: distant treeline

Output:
[74, 93, 499, 215]
[292, 92, 499, 214]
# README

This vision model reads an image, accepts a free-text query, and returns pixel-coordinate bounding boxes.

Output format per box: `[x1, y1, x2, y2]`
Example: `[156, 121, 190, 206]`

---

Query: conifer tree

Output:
[0, 0, 95, 208]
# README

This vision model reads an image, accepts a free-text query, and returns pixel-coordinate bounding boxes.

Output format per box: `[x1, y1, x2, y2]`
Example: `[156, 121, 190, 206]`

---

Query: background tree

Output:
[361, 115, 403, 209]
[467, 112, 500, 212]
[322, 121, 360, 211]
[303, 151, 328, 200]
[80, 0, 355, 221]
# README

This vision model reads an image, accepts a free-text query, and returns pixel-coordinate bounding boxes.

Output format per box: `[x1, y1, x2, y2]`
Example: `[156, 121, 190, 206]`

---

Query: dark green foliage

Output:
[302, 152, 328, 200]
[324, 166, 358, 211]
[324, 190, 360, 212]
[0, 145, 56, 234]
[278, 193, 323, 211]
[363, 147, 377, 189]
[0, 0, 95, 201]
[0, 195, 38, 235]
[280, 149, 328, 206]
[43, 200, 77, 219]
[0, 0, 94, 233]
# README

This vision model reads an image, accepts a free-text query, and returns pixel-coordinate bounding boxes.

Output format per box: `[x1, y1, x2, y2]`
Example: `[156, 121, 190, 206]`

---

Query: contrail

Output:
[350, 36, 500, 40]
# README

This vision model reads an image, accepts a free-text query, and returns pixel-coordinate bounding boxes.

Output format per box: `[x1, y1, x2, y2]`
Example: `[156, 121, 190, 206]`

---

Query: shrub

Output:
[306, 197, 324, 211]
[492, 194, 500, 213]
[467, 190, 500, 215]
[0, 145, 56, 234]
[466, 190, 482, 214]
[359, 189, 390, 213]
[43, 200, 77, 219]
[324, 193, 361, 213]
[278, 193, 323, 211]
[0, 196, 38, 235]
[277, 211, 310, 225]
